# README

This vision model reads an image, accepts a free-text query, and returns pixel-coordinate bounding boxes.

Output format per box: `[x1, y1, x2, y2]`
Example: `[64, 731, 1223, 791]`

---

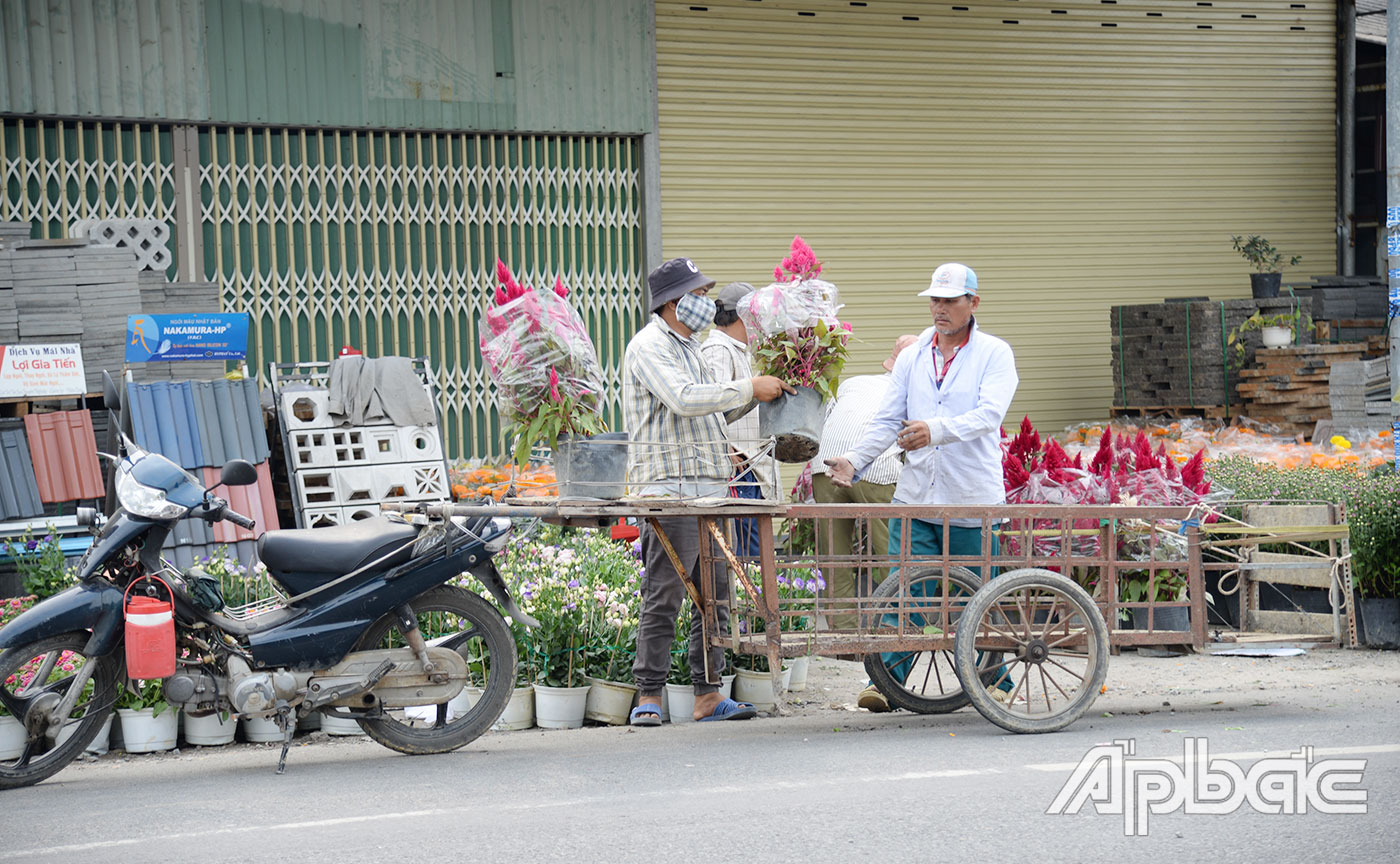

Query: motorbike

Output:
[0, 373, 535, 790]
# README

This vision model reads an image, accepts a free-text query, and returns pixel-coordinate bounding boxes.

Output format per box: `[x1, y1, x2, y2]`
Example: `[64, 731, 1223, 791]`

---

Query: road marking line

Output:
[1025, 742, 1400, 772]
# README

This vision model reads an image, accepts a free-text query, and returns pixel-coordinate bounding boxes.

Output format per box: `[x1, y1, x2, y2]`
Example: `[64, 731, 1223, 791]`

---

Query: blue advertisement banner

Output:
[125, 313, 249, 362]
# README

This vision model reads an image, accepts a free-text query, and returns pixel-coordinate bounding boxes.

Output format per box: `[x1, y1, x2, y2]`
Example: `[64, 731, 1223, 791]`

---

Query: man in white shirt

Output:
[810, 334, 918, 629]
[824, 262, 1018, 711]
[700, 281, 780, 558]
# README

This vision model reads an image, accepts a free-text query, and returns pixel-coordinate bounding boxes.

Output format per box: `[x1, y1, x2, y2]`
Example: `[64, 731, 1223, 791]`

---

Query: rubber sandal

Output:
[696, 697, 757, 722]
[629, 703, 663, 727]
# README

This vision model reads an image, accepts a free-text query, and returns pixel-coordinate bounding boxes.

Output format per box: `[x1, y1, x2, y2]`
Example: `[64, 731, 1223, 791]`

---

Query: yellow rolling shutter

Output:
[657, 0, 1336, 434]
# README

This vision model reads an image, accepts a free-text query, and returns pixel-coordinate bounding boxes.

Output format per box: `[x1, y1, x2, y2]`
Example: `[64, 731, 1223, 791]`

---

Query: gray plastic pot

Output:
[758, 385, 823, 463]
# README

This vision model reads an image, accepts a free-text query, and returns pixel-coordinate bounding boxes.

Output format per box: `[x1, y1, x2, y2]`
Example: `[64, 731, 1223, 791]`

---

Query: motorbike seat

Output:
[257, 516, 419, 578]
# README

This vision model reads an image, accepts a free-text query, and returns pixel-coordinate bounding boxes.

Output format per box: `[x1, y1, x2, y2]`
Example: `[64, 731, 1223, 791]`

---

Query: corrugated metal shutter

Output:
[656, 0, 1337, 432]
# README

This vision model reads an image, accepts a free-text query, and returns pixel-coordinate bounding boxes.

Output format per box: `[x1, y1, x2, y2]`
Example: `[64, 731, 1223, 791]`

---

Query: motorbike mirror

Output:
[101, 370, 121, 412]
[219, 459, 258, 487]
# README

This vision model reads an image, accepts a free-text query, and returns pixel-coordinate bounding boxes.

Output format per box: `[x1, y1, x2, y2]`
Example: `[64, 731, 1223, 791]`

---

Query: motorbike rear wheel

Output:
[0, 632, 123, 790]
[352, 586, 516, 755]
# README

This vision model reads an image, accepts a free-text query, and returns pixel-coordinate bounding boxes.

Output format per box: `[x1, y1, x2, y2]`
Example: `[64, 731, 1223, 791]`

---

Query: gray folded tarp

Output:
[326, 356, 437, 428]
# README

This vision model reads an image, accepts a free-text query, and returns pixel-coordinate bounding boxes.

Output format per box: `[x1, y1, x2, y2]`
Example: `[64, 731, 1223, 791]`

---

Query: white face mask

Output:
[675, 292, 716, 332]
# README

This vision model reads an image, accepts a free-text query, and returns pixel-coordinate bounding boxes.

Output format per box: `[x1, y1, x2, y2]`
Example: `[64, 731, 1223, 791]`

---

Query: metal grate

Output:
[1, 118, 646, 463]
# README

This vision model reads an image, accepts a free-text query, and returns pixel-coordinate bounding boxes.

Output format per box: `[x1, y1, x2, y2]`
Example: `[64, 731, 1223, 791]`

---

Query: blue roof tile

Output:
[0, 420, 43, 520]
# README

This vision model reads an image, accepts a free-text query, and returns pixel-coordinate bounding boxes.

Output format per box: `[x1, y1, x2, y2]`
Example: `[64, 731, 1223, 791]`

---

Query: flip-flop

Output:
[629, 703, 663, 727]
[696, 697, 757, 722]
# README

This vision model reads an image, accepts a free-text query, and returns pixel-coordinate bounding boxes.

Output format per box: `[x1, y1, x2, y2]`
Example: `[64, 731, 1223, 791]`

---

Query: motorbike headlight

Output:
[116, 469, 190, 520]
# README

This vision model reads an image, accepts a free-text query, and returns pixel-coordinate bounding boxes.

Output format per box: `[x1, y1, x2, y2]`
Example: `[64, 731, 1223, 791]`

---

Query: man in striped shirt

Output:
[624, 257, 793, 726]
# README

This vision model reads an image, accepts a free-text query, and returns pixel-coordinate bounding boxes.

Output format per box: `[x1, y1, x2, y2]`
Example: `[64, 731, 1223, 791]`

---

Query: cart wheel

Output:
[863, 567, 1005, 714]
[954, 568, 1109, 734]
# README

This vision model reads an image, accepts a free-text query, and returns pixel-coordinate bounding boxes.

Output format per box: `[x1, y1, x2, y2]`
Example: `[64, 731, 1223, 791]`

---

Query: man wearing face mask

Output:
[623, 257, 794, 726]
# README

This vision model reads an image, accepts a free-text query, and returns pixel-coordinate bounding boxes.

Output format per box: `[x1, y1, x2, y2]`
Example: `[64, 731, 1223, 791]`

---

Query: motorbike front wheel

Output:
[352, 586, 516, 755]
[0, 632, 122, 790]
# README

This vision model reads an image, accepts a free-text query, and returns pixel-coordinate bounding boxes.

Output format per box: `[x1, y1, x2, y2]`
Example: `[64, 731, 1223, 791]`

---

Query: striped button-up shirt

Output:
[623, 317, 756, 491]
[700, 328, 781, 500]
[812, 373, 903, 486]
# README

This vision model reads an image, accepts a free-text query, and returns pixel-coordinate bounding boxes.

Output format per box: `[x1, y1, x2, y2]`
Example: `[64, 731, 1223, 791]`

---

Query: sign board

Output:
[0, 344, 87, 398]
[125, 313, 250, 362]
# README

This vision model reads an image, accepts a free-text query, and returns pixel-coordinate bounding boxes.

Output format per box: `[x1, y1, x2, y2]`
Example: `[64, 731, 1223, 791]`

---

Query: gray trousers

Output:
[633, 515, 730, 696]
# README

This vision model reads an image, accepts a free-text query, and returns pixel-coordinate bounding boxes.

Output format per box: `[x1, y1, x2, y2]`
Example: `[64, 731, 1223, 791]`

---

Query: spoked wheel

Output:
[352, 586, 516, 754]
[863, 567, 1005, 714]
[954, 569, 1109, 734]
[0, 633, 122, 790]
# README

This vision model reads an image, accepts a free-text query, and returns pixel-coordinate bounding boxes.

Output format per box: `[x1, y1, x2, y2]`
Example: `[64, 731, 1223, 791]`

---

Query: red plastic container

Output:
[124, 580, 175, 680]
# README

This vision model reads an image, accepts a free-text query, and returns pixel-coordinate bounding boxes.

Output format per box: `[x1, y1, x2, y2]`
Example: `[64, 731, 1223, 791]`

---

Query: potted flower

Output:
[115, 678, 178, 753]
[1231, 234, 1301, 299]
[665, 610, 695, 723]
[0, 596, 38, 758]
[737, 236, 852, 462]
[3, 527, 76, 600]
[479, 260, 624, 497]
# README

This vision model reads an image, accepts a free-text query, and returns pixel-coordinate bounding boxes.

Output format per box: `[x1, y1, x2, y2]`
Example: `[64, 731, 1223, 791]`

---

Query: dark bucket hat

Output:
[648, 257, 715, 312]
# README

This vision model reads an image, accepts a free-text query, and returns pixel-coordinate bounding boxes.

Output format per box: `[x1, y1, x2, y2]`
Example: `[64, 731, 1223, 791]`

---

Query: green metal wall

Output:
[1, 0, 653, 134]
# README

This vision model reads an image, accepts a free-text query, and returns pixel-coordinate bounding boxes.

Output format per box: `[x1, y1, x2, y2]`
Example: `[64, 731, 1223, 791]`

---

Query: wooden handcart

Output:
[387, 498, 1232, 734]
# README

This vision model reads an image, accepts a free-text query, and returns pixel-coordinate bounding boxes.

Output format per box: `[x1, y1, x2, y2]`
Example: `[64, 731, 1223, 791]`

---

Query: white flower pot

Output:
[732, 666, 789, 713]
[183, 711, 236, 746]
[239, 715, 284, 743]
[665, 683, 695, 724]
[787, 655, 811, 692]
[533, 684, 590, 729]
[584, 678, 638, 726]
[721, 674, 735, 700]
[51, 713, 114, 755]
[1260, 325, 1293, 348]
[319, 711, 366, 736]
[494, 686, 535, 731]
[0, 715, 25, 759]
[116, 707, 179, 753]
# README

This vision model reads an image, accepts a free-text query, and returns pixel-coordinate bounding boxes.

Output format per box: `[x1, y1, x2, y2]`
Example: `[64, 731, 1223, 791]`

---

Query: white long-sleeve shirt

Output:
[841, 319, 1018, 526]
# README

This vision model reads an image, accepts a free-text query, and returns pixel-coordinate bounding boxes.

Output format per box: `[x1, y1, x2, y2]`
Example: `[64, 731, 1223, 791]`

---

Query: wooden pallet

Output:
[1109, 404, 1231, 419]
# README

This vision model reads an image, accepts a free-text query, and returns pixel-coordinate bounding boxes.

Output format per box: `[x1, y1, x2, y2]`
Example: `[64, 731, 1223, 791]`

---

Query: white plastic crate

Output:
[280, 389, 333, 431]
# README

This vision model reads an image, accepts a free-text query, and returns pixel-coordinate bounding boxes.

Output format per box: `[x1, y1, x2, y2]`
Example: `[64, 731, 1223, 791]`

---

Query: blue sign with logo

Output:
[125, 313, 249, 362]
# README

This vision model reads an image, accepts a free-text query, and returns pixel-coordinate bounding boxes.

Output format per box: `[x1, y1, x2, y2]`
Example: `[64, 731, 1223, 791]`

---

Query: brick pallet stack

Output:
[1329, 357, 1394, 435]
[1236, 344, 1374, 438]
[1289, 276, 1389, 342]
[1110, 296, 1309, 412]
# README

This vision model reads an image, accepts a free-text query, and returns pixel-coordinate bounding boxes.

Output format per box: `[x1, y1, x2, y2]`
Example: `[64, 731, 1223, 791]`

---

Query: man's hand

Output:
[823, 457, 855, 488]
[896, 419, 930, 451]
[751, 376, 797, 402]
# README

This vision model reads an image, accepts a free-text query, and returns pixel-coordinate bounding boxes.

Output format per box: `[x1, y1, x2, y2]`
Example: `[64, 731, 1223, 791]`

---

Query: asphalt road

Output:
[6, 649, 1398, 864]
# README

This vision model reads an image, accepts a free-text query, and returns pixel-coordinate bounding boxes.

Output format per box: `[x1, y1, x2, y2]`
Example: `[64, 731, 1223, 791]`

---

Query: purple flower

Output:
[776, 574, 789, 586]
[567, 579, 579, 588]
[42, 535, 52, 544]
[632, 539, 643, 558]
[738, 620, 748, 634]
[813, 568, 823, 579]
[24, 539, 36, 551]
[804, 579, 818, 593]
[816, 576, 826, 590]
[566, 602, 577, 610]
[638, 568, 645, 578]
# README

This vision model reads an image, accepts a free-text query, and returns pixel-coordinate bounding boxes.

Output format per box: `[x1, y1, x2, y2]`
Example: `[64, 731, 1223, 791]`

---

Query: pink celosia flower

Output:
[554, 276, 568, 298]
[549, 368, 562, 402]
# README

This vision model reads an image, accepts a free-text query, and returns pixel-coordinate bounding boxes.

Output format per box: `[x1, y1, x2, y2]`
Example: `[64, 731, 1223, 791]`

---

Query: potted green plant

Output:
[3, 527, 76, 600]
[115, 678, 178, 753]
[1231, 234, 1301, 299]
[1226, 301, 1313, 367]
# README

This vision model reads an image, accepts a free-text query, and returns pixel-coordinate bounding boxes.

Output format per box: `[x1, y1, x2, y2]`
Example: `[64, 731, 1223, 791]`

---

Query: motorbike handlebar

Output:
[202, 496, 256, 530]
[224, 508, 256, 530]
